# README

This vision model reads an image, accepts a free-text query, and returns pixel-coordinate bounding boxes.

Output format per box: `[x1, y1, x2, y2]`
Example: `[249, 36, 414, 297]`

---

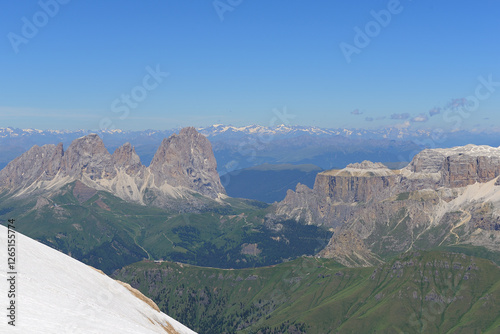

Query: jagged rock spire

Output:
[150, 127, 226, 197]
[0, 128, 225, 208]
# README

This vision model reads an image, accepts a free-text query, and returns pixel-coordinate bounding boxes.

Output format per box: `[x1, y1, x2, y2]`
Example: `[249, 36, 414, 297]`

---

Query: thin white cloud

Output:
[390, 113, 410, 120]
[394, 121, 411, 129]
[411, 114, 428, 122]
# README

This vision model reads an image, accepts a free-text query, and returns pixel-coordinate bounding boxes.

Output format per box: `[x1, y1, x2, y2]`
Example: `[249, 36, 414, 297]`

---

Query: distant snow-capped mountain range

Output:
[1, 125, 500, 173]
[1, 124, 496, 142]
[0, 124, 441, 140]
[198, 124, 434, 139]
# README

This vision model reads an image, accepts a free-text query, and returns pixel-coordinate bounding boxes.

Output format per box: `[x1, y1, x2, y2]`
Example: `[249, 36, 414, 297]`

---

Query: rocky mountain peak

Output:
[150, 127, 225, 197]
[55, 142, 64, 156]
[0, 143, 64, 189]
[275, 143, 500, 267]
[179, 126, 200, 137]
[283, 144, 500, 219]
[61, 134, 115, 179]
[405, 145, 500, 187]
[112, 142, 143, 175]
[0, 128, 225, 209]
[65, 133, 108, 156]
[406, 149, 445, 173]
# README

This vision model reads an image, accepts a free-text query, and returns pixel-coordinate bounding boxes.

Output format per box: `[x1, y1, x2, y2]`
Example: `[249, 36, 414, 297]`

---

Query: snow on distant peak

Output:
[21, 128, 43, 133]
[0, 125, 487, 142]
[432, 144, 500, 157]
[0, 225, 196, 334]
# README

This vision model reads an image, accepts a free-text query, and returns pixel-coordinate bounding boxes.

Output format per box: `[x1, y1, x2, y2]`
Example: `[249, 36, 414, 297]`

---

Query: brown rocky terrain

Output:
[111, 142, 145, 176]
[0, 127, 226, 211]
[61, 133, 116, 180]
[0, 142, 64, 189]
[149, 127, 224, 198]
[274, 145, 500, 266]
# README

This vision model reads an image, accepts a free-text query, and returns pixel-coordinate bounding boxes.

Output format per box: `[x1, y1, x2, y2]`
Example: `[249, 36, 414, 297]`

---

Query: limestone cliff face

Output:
[274, 145, 500, 266]
[440, 154, 500, 187]
[276, 161, 403, 225]
[406, 148, 446, 173]
[0, 128, 226, 210]
[313, 167, 401, 203]
[149, 127, 225, 198]
[111, 143, 145, 176]
[281, 146, 500, 216]
[279, 183, 323, 225]
[0, 143, 64, 189]
[405, 145, 500, 188]
[61, 134, 116, 180]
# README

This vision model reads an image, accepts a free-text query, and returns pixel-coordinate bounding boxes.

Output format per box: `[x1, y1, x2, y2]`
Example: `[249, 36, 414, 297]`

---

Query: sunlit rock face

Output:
[0, 127, 226, 211]
[274, 145, 500, 266]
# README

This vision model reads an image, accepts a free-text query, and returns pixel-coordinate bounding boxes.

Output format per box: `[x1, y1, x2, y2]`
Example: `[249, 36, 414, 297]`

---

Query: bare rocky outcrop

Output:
[405, 145, 500, 188]
[112, 142, 144, 176]
[440, 154, 500, 187]
[61, 134, 116, 180]
[274, 144, 500, 266]
[149, 127, 225, 198]
[318, 230, 382, 267]
[406, 148, 446, 174]
[0, 128, 226, 211]
[276, 162, 403, 225]
[279, 145, 500, 224]
[0, 143, 64, 189]
[313, 170, 401, 203]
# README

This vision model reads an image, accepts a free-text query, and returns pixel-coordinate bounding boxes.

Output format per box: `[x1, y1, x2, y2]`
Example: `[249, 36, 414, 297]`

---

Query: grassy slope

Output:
[114, 251, 500, 334]
[0, 182, 332, 274]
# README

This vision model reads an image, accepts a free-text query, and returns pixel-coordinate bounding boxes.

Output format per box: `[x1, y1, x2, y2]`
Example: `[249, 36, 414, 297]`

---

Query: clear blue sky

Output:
[1, 0, 499, 131]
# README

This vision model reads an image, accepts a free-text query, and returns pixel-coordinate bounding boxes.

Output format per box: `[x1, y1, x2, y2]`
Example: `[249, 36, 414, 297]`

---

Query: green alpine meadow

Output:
[2, 129, 500, 333]
[113, 251, 500, 333]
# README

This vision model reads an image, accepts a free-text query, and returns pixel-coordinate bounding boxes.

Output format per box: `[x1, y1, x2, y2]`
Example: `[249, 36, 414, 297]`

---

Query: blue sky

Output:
[1, 0, 499, 131]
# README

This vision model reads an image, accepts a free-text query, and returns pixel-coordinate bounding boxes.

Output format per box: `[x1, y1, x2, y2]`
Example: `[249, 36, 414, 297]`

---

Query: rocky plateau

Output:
[274, 145, 500, 266]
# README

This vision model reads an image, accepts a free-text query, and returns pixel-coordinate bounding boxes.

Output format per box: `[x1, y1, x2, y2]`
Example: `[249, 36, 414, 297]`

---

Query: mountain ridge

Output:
[274, 144, 500, 266]
[114, 250, 500, 333]
[3, 124, 499, 141]
[5, 125, 500, 174]
[0, 127, 226, 212]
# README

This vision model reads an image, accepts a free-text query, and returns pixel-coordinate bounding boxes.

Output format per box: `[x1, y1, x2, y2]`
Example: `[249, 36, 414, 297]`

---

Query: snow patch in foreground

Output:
[0, 225, 196, 334]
